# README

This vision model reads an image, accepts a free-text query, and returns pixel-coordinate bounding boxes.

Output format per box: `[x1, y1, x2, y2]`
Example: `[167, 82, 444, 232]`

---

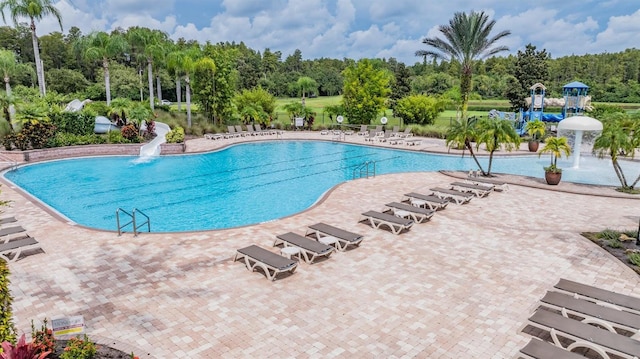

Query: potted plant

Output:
[538, 136, 571, 185]
[525, 120, 546, 152]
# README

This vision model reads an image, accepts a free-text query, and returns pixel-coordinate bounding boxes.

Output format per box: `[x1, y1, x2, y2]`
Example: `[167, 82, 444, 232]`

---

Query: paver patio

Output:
[2, 132, 639, 358]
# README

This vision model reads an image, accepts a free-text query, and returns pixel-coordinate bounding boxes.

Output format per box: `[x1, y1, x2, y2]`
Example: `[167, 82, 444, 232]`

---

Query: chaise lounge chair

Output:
[526, 309, 640, 359]
[553, 278, 640, 316]
[384, 202, 435, 224]
[397, 127, 413, 138]
[0, 226, 26, 241]
[357, 125, 368, 136]
[449, 182, 492, 198]
[305, 223, 364, 251]
[403, 192, 449, 211]
[233, 244, 298, 281]
[234, 125, 248, 137]
[359, 210, 414, 235]
[274, 232, 334, 264]
[0, 236, 42, 262]
[465, 177, 509, 192]
[204, 132, 223, 140]
[429, 187, 474, 205]
[518, 338, 589, 359]
[0, 216, 17, 225]
[225, 125, 240, 138]
[538, 291, 640, 337]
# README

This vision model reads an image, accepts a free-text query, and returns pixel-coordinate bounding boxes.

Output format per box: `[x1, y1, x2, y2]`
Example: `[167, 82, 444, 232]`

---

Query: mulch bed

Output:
[51, 340, 133, 359]
[582, 232, 640, 275]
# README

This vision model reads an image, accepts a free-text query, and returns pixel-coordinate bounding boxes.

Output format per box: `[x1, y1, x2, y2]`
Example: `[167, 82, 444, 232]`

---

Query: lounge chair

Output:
[377, 130, 393, 142]
[404, 139, 421, 146]
[204, 132, 223, 140]
[359, 210, 414, 235]
[388, 137, 404, 145]
[364, 129, 378, 142]
[0, 226, 26, 240]
[357, 125, 368, 136]
[538, 291, 640, 336]
[449, 182, 492, 198]
[0, 216, 17, 225]
[397, 127, 413, 138]
[403, 192, 449, 211]
[305, 223, 364, 251]
[519, 338, 589, 359]
[384, 202, 435, 224]
[254, 124, 272, 135]
[225, 125, 239, 138]
[430, 187, 474, 205]
[526, 309, 640, 359]
[0, 236, 42, 262]
[390, 126, 400, 137]
[464, 176, 509, 192]
[233, 244, 298, 281]
[274, 232, 334, 264]
[245, 125, 259, 136]
[234, 125, 248, 137]
[553, 278, 640, 316]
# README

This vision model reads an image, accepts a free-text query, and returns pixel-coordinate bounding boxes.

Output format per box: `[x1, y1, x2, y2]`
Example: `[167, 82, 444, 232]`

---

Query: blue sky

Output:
[29, 0, 640, 64]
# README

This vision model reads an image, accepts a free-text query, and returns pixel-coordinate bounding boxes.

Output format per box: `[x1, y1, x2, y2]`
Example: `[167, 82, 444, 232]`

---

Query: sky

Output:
[18, 0, 640, 65]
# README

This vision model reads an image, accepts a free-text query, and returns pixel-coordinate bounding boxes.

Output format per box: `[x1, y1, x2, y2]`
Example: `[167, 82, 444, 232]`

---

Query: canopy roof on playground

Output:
[563, 81, 589, 89]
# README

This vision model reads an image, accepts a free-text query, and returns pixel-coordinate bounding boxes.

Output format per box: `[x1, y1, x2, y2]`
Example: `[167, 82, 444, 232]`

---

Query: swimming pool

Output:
[2, 140, 629, 232]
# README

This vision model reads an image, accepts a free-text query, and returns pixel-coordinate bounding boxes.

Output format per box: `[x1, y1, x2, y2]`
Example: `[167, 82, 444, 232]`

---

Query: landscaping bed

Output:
[582, 229, 640, 275]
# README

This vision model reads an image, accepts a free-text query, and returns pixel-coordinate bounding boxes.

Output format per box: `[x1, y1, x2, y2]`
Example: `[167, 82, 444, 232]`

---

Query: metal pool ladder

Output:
[352, 160, 376, 179]
[116, 208, 151, 236]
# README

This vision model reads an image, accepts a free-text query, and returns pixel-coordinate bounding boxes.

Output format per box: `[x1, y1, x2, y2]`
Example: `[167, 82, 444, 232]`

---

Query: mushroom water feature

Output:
[556, 115, 603, 168]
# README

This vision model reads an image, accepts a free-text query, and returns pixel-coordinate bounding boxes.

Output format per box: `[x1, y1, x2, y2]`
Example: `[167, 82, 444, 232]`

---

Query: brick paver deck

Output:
[2, 131, 639, 358]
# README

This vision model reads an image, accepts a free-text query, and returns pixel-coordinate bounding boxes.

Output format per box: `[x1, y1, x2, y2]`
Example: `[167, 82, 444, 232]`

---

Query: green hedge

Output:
[0, 259, 17, 344]
[49, 112, 95, 136]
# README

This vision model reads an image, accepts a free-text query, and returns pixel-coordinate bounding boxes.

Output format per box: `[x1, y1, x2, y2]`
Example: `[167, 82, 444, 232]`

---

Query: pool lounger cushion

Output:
[553, 278, 640, 315]
[233, 245, 298, 281]
[274, 232, 334, 264]
[359, 210, 414, 235]
[384, 202, 435, 223]
[464, 177, 509, 192]
[0, 236, 42, 263]
[429, 187, 474, 205]
[519, 338, 590, 359]
[0, 226, 26, 240]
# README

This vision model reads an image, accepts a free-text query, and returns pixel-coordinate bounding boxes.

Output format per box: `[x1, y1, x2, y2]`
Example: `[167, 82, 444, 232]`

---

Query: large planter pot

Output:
[545, 171, 562, 185]
[528, 141, 539, 152]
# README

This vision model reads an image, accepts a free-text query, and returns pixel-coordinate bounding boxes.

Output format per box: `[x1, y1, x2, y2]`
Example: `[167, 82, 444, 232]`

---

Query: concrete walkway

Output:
[2, 132, 639, 358]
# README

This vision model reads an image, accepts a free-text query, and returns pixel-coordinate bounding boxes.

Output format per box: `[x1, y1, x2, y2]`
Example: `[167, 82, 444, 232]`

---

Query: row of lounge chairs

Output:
[234, 223, 364, 281]
[234, 177, 508, 280]
[0, 217, 44, 263]
[519, 278, 640, 359]
[204, 125, 283, 140]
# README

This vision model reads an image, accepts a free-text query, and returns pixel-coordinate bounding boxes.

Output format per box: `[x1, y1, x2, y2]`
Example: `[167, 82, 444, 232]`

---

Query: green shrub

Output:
[120, 124, 141, 143]
[628, 251, 640, 266]
[106, 130, 130, 144]
[82, 102, 110, 117]
[607, 237, 623, 248]
[596, 228, 620, 241]
[165, 126, 185, 143]
[4, 121, 57, 150]
[60, 335, 97, 359]
[49, 112, 95, 136]
[0, 259, 17, 345]
[48, 133, 107, 147]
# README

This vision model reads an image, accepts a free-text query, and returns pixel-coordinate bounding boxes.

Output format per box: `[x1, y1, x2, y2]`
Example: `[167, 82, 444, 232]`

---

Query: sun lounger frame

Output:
[274, 232, 334, 264]
[384, 202, 434, 224]
[403, 192, 449, 211]
[526, 309, 640, 359]
[553, 278, 640, 316]
[429, 187, 474, 205]
[519, 338, 591, 359]
[0, 236, 41, 263]
[305, 223, 364, 251]
[233, 245, 298, 281]
[449, 182, 492, 198]
[359, 210, 413, 235]
[464, 177, 509, 192]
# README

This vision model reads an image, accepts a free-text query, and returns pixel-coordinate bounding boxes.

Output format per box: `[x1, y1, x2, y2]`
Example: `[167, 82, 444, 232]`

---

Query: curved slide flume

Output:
[139, 121, 171, 157]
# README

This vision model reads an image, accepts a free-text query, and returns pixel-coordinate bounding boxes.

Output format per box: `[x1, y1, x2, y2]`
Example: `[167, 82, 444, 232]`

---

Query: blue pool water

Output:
[3, 141, 632, 232]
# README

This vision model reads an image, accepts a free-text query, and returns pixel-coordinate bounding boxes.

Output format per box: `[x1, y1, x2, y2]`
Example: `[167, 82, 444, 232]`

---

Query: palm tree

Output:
[0, 90, 18, 130]
[539, 136, 571, 173]
[166, 49, 184, 111]
[79, 31, 128, 106]
[296, 76, 317, 104]
[0, 49, 17, 94]
[475, 118, 521, 175]
[0, 0, 63, 96]
[128, 28, 166, 110]
[593, 113, 640, 190]
[416, 10, 510, 120]
[445, 116, 486, 174]
[194, 56, 216, 122]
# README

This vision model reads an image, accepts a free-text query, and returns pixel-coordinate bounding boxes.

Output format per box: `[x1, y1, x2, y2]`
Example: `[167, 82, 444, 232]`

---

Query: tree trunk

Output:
[104, 58, 111, 106]
[185, 75, 192, 127]
[30, 19, 45, 96]
[156, 74, 162, 101]
[147, 60, 154, 109]
[465, 139, 486, 175]
[176, 77, 182, 111]
[460, 64, 473, 120]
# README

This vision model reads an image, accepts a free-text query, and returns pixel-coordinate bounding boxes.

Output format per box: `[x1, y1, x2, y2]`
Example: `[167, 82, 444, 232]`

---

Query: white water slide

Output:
[139, 121, 171, 157]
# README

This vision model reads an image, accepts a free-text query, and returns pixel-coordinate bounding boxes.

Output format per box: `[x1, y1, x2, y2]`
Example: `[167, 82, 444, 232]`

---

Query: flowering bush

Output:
[30, 319, 56, 357]
[120, 124, 141, 143]
[60, 335, 97, 359]
[0, 334, 50, 359]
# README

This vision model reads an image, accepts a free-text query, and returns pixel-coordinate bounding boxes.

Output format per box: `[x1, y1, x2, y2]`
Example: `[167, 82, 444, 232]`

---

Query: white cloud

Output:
[36, 0, 108, 35]
[111, 15, 177, 35]
[592, 9, 640, 53]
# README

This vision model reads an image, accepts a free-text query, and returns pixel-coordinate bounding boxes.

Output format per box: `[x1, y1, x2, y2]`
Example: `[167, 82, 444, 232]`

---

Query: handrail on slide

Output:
[116, 208, 151, 236]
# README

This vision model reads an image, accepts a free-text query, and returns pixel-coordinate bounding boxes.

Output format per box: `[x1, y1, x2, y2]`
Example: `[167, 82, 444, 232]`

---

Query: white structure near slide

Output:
[139, 121, 171, 157]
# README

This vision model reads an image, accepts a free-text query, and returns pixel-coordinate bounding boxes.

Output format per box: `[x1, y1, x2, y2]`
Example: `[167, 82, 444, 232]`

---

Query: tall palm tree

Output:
[474, 118, 521, 175]
[80, 31, 128, 106]
[0, 49, 17, 94]
[593, 113, 640, 190]
[416, 10, 510, 120]
[0, 0, 63, 96]
[167, 49, 184, 111]
[445, 116, 486, 174]
[128, 28, 166, 110]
